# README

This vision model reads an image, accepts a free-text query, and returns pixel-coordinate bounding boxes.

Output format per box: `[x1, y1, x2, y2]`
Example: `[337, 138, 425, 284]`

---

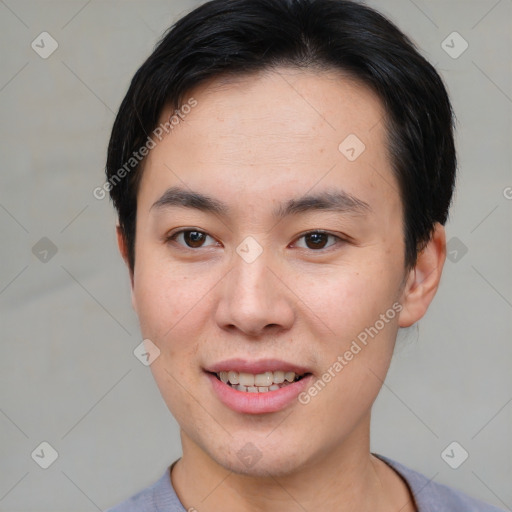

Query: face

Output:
[126, 68, 422, 477]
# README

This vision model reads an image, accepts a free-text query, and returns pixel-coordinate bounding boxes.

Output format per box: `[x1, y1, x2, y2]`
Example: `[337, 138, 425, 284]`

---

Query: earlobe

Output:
[398, 223, 446, 327]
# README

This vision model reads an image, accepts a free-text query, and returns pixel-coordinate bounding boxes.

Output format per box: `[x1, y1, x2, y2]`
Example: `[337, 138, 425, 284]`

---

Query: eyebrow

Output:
[151, 186, 371, 218]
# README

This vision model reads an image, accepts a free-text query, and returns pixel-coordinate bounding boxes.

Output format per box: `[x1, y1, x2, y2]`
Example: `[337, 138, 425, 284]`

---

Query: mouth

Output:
[209, 370, 310, 393]
[204, 358, 314, 413]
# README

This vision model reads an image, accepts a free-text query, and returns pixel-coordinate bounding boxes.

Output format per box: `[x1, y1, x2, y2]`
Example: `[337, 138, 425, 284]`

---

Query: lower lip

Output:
[206, 372, 313, 414]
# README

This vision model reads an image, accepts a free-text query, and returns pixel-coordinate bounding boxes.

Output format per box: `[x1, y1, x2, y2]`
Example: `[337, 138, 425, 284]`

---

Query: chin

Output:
[209, 439, 310, 478]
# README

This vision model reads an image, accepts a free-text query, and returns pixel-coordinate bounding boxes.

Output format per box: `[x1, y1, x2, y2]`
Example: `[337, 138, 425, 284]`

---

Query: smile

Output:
[215, 370, 306, 393]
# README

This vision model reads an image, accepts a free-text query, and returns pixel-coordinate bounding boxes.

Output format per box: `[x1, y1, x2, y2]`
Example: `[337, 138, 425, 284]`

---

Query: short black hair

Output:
[106, 0, 456, 272]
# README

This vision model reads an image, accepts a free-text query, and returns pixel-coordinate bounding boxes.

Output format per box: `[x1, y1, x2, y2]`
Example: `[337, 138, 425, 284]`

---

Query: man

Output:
[104, 0, 504, 510]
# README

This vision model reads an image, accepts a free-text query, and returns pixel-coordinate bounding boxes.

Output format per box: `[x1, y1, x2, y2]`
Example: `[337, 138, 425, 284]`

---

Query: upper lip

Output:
[205, 358, 312, 375]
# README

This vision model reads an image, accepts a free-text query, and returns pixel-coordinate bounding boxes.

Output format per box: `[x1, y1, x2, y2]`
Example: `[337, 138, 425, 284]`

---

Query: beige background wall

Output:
[0, 0, 510, 510]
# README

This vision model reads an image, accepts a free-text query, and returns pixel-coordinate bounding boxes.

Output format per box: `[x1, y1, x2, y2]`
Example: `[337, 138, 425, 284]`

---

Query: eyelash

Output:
[165, 229, 346, 252]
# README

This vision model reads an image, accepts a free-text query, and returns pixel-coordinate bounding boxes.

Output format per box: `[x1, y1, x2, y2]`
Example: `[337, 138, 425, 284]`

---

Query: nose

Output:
[214, 247, 296, 338]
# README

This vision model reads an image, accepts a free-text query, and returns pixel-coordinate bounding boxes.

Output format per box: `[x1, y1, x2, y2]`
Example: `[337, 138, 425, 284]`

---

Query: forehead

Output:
[174, 68, 386, 154]
[138, 67, 398, 220]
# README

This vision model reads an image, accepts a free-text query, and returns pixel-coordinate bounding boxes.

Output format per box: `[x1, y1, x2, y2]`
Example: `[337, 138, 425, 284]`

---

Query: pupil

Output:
[306, 232, 327, 249]
[186, 231, 205, 247]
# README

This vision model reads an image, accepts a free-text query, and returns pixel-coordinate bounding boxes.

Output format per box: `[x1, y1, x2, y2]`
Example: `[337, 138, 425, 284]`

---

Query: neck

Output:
[170, 412, 413, 512]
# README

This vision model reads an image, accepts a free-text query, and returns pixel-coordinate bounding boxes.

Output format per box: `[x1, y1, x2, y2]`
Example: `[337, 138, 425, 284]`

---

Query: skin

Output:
[117, 67, 446, 512]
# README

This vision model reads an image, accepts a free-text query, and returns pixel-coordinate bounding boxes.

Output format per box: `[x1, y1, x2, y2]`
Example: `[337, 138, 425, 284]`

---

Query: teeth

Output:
[273, 370, 285, 384]
[254, 371, 273, 387]
[215, 370, 305, 391]
[238, 372, 255, 387]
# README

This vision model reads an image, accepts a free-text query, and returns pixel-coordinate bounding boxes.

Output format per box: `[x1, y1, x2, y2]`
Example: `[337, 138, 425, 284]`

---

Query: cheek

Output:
[301, 261, 401, 340]
[133, 265, 211, 418]
[149, 359, 202, 437]
[296, 270, 400, 432]
[132, 242, 209, 339]
[298, 261, 401, 405]
[134, 283, 208, 366]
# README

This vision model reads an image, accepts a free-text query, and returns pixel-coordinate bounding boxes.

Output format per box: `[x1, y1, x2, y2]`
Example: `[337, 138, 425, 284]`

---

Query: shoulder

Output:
[105, 478, 159, 512]
[374, 454, 506, 512]
[105, 466, 185, 512]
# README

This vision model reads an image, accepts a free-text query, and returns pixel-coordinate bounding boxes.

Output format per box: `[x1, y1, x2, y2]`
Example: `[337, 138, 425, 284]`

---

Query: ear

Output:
[398, 223, 446, 327]
[116, 225, 136, 310]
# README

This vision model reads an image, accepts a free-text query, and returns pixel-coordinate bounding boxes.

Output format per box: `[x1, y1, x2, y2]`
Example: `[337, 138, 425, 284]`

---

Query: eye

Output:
[166, 229, 345, 251]
[166, 229, 219, 249]
[293, 230, 342, 250]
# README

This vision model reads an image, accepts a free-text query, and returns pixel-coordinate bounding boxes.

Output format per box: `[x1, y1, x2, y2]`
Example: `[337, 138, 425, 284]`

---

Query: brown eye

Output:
[183, 231, 207, 248]
[294, 231, 341, 250]
[304, 232, 329, 249]
[167, 230, 217, 249]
